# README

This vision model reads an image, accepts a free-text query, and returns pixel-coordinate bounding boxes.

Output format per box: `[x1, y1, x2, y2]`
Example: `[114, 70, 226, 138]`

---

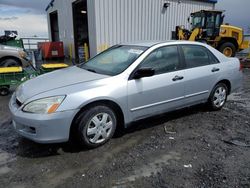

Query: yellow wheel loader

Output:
[175, 10, 249, 57]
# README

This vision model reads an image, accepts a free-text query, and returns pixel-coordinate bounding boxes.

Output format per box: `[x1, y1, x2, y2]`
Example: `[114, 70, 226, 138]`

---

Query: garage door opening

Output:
[72, 0, 89, 63]
[50, 11, 59, 42]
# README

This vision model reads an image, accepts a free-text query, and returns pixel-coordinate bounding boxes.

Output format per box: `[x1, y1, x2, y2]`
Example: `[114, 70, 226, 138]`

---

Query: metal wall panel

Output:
[94, 0, 214, 54]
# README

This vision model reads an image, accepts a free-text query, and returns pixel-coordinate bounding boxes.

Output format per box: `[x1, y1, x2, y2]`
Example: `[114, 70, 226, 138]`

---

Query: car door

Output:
[180, 44, 222, 105]
[127, 45, 186, 121]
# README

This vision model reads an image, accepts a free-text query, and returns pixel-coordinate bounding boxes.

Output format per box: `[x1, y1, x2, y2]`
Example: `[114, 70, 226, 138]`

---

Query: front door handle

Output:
[211, 67, 220, 72]
[172, 75, 184, 81]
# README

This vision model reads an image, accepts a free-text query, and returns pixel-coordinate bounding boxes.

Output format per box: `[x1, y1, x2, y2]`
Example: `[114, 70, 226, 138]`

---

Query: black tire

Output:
[208, 83, 228, 111]
[219, 42, 236, 57]
[0, 87, 10, 96]
[75, 105, 117, 148]
[0, 58, 20, 67]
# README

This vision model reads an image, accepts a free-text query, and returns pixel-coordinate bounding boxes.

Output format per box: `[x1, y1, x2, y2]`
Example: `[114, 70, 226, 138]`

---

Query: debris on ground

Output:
[184, 164, 192, 168]
[223, 139, 250, 147]
[164, 124, 177, 134]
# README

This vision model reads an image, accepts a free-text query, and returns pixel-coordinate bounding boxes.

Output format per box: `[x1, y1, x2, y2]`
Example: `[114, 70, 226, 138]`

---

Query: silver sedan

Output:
[9, 41, 243, 148]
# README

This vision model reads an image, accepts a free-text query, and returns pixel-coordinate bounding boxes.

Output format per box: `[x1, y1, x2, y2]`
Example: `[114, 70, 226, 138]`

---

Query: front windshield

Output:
[192, 16, 202, 28]
[191, 13, 205, 29]
[79, 45, 148, 76]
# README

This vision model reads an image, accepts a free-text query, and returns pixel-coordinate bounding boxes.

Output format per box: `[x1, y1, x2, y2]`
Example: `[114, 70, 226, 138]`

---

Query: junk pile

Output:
[0, 33, 24, 48]
[237, 46, 250, 68]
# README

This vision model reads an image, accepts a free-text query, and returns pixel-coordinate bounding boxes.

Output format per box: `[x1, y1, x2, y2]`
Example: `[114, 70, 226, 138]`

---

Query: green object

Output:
[1, 39, 24, 48]
[0, 64, 69, 96]
[0, 69, 38, 89]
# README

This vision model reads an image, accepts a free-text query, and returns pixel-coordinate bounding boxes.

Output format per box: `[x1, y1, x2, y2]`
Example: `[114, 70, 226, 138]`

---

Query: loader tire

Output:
[219, 42, 236, 57]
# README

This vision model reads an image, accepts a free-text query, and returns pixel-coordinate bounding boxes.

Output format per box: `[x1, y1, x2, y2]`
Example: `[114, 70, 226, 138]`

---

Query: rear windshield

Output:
[79, 45, 148, 76]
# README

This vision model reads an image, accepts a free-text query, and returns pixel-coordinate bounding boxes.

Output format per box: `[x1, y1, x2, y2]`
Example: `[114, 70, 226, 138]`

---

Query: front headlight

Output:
[23, 96, 66, 114]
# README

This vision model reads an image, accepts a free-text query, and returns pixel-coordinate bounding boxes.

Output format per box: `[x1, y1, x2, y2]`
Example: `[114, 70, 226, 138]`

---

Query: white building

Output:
[46, 0, 217, 61]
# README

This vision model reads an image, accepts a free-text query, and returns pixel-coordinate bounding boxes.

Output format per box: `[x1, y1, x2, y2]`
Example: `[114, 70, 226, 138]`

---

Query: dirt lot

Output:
[0, 70, 249, 188]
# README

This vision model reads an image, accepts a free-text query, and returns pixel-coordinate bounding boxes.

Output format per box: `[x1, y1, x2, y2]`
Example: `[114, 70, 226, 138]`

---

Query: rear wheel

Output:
[75, 105, 117, 148]
[219, 42, 236, 57]
[208, 83, 228, 111]
[0, 58, 20, 67]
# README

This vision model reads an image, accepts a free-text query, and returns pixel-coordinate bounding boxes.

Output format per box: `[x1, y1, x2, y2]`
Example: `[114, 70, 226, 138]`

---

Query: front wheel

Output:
[0, 58, 20, 67]
[75, 105, 117, 148]
[208, 83, 228, 111]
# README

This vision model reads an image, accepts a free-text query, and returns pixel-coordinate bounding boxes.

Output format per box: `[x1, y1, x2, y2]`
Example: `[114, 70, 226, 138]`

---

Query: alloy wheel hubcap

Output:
[86, 113, 113, 144]
[213, 87, 226, 108]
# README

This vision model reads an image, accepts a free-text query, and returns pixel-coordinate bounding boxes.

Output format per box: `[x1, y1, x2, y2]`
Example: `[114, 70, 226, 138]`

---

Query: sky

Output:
[0, 0, 249, 38]
[0, 0, 50, 37]
[216, 0, 250, 33]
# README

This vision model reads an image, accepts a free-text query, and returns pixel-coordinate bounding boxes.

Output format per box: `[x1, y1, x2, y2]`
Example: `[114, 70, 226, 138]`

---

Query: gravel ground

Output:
[0, 69, 249, 188]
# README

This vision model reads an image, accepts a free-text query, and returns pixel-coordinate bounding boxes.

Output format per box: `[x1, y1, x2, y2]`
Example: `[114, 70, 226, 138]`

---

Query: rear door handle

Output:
[172, 75, 184, 81]
[211, 67, 220, 72]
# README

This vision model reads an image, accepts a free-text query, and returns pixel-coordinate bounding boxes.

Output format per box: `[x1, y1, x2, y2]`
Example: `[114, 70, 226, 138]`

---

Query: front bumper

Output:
[9, 94, 78, 144]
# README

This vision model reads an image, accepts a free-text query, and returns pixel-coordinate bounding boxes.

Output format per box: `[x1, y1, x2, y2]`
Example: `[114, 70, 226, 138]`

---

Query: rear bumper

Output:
[9, 94, 78, 144]
[230, 71, 243, 93]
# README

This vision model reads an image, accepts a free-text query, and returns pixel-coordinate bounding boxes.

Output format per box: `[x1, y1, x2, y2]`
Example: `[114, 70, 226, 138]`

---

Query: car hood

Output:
[16, 66, 109, 103]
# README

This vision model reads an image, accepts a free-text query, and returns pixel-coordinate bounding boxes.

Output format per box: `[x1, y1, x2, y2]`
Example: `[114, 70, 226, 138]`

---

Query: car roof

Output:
[120, 41, 169, 47]
[120, 40, 204, 47]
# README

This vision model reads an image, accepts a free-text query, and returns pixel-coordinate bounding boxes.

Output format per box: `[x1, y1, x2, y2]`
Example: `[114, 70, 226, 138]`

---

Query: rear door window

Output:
[181, 45, 219, 68]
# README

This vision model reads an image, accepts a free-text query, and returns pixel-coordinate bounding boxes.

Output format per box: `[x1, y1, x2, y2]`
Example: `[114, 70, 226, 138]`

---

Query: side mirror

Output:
[187, 17, 190, 23]
[133, 67, 155, 79]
